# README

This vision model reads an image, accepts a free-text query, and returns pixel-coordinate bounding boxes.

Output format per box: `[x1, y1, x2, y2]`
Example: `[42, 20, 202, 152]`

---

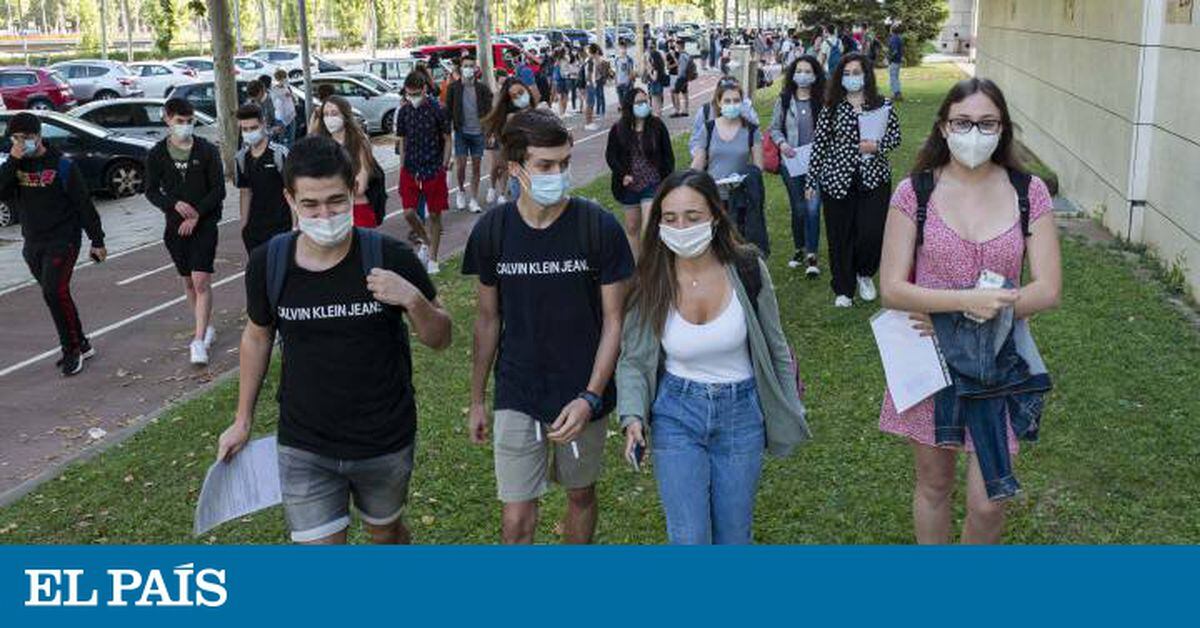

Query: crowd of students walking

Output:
[4, 19, 1059, 547]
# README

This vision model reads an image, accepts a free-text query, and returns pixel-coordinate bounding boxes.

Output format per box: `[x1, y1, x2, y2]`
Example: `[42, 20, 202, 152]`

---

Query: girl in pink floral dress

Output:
[878, 78, 1062, 544]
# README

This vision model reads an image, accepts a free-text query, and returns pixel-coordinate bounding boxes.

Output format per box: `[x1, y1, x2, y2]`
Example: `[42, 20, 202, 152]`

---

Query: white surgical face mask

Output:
[242, 128, 265, 146]
[659, 220, 714, 259]
[171, 122, 194, 140]
[298, 211, 353, 247]
[512, 93, 531, 109]
[462, 66, 476, 80]
[323, 115, 345, 133]
[946, 127, 1001, 170]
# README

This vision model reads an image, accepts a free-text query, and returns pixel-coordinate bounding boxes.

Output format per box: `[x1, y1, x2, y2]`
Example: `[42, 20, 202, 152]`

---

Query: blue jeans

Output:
[781, 169, 821, 255]
[889, 62, 902, 96]
[588, 84, 607, 116]
[651, 373, 765, 545]
[616, 83, 632, 109]
[454, 132, 485, 158]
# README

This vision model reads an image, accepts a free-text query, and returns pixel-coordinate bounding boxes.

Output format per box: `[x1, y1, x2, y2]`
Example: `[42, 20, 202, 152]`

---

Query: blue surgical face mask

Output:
[525, 168, 569, 206]
[242, 128, 265, 146]
[512, 93, 531, 109]
[794, 72, 816, 87]
[720, 103, 742, 119]
[633, 102, 651, 118]
[21, 138, 37, 155]
[842, 74, 865, 93]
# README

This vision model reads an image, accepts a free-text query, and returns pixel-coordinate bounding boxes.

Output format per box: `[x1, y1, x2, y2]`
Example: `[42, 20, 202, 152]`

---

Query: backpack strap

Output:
[269, 142, 289, 172]
[356, 227, 383, 276]
[574, 199, 604, 325]
[265, 231, 299, 313]
[234, 145, 249, 178]
[912, 170, 936, 248]
[1007, 168, 1033, 238]
[704, 118, 716, 171]
[484, 202, 510, 272]
[748, 122, 758, 151]
[734, 252, 763, 316]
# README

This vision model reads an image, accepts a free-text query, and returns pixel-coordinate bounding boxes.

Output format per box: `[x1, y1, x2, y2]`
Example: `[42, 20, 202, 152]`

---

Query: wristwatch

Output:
[578, 390, 603, 417]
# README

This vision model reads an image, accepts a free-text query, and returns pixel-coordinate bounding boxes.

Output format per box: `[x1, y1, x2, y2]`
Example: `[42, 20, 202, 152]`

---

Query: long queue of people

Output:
[3, 23, 1060, 545]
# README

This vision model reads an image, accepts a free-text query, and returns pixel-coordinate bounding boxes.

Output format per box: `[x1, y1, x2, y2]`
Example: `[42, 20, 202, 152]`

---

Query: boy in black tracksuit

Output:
[0, 112, 106, 376]
[144, 98, 226, 366]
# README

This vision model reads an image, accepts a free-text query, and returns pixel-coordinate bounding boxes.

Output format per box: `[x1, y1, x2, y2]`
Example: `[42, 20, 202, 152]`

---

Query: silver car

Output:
[361, 58, 418, 89]
[49, 60, 143, 102]
[127, 62, 199, 98]
[297, 75, 403, 135]
[67, 98, 221, 145]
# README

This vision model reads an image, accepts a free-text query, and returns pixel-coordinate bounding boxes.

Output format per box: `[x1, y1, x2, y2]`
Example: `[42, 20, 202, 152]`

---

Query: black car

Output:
[560, 29, 592, 48]
[167, 80, 366, 137]
[0, 110, 152, 227]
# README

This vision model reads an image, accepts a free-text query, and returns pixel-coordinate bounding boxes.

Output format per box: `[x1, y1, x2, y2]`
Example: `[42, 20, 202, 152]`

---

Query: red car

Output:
[0, 66, 77, 111]
[414, 42, 535, 77]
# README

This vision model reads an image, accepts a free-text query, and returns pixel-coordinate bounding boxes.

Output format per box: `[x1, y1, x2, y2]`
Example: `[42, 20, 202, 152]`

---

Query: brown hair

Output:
[500, 108, 573, 164]
[482, 77, 530, 140]
[628, 169, 757, 334]
[824, 52, 883, 110]
[911, 77, 1025, 175]
[311, 95, 377, 178]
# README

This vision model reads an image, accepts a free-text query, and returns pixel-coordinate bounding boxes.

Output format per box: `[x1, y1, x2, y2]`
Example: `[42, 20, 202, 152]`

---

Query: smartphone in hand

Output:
[627, 442, 646, 472]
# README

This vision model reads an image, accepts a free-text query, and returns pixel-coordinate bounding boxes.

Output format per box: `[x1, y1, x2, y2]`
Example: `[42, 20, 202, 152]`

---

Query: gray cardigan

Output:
[615, 258, 811, 457]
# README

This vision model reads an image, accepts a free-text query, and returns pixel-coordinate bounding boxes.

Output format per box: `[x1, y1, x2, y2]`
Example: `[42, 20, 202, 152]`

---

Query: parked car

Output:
[319, 71, 398, 94]
[361, 57, 418, 89]
[233, 55, 283, 82]
[0, 66, 77, 111]
[49, 60, 142, 102]
[289, 75, 401, 135]
[0, 111, 152, 219]
[167, 80, 366, 136]
[528, 29, 566, 47]
[560, 29, 594, 48]
[248, 49, 342, 78]
[413, 42, 526, 77]
[128, 61, 198, 98]
[172, 56, 217, 81]
[67, 98, 221, 145]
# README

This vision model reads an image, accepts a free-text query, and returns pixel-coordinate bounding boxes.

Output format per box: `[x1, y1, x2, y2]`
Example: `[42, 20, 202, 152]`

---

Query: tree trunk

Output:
[232, 0, 242, 54]
[275, 0, 283, 46]
[99, 0, 109, 59]
[366, 0, 377, 58]
[258, 0, 267, 49]
[635, 0, 643, 74]
[298, 0, 314, 116]
[722, 0, 727, 29]
[593, 0, 604, 55]
[121, 0, 133, 61]
[475, 0, 493, 92]
[209, 0, 239, 179]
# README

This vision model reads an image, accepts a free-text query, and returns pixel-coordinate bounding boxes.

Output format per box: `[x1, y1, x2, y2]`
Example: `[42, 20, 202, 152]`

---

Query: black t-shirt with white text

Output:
[462, 199, 635, 422]
[245, 232, 436, 459]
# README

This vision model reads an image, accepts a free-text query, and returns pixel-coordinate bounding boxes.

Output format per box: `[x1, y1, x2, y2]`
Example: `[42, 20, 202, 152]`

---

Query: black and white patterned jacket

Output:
[806, 99, 901, 199]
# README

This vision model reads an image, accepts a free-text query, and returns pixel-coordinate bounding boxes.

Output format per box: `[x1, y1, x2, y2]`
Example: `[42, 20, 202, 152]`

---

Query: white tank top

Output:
[661, 293, 753, 384]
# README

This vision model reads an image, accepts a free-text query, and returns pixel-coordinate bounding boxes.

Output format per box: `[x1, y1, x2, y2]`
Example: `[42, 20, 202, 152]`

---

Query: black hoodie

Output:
[0, 145, 104, 247]
[144, 135, 226, 232]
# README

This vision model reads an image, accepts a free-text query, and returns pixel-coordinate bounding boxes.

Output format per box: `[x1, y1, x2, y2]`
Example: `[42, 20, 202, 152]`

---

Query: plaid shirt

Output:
[395, 99, 449, 180]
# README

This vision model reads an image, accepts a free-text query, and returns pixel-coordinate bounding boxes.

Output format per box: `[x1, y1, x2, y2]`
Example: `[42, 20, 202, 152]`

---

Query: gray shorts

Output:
[277, 442, 415, 543]
[493, 409, 607, 503]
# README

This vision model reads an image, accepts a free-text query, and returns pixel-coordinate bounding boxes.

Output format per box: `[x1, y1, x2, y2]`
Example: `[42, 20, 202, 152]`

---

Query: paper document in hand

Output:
[783, 144, 813, 177]
[869, 309, 951, 414]
[858, 105, 890, 142]
[194, 435, 282, 536]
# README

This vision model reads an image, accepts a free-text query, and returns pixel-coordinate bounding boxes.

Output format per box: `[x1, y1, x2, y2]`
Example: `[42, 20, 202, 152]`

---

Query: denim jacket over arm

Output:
[931, 310, 1052, 501]
[615, 257, 810, 457]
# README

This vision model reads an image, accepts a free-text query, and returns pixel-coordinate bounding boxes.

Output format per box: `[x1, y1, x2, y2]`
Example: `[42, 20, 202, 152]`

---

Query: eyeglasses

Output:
[947, 118, 1002, 135]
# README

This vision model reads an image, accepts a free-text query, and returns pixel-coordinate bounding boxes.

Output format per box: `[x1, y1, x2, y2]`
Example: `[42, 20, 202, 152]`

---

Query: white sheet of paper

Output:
[194, 435, 282, 536]
[858, 105, 890, 142]
[870, 309, 951, 414]
[783, 144, 813, 177]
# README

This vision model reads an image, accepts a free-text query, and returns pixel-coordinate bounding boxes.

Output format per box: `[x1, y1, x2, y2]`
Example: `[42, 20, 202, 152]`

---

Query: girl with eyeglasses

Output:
[877, 78, 1061, 544]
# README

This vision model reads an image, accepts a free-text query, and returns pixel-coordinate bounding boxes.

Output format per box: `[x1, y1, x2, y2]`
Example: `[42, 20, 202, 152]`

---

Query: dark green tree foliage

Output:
[800, 0, 948, 66]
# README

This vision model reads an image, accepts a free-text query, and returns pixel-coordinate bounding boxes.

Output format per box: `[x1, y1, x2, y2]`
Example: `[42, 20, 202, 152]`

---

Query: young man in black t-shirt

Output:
[463, 109, 635, 544]
[235, 103, 294, 254]
[216, 136, 451, 545]
[144, 98, 226, 366]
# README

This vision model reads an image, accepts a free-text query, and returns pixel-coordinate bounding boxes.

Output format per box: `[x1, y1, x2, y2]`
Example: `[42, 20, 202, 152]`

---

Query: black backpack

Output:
[474, 198, 605, 323]
[265, 227, 384, 312]
[912, 168, 1033, 248]
[365, 162, 388, 226]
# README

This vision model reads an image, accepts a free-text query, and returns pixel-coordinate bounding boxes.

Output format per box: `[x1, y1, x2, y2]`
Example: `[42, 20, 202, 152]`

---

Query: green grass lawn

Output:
[2, 64, 1198, 544]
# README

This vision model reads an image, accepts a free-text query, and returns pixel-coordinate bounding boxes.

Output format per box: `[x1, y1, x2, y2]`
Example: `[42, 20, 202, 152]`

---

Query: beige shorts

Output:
[493, 409, 607, 503]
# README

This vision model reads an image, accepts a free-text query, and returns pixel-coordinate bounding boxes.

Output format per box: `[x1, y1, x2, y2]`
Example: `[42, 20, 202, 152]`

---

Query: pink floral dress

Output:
[878, 175, 1053, 451]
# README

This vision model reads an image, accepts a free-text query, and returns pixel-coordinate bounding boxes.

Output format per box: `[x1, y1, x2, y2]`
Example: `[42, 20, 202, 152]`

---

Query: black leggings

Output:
[821, 182, 890, 298]
[23, 240, 86, 352]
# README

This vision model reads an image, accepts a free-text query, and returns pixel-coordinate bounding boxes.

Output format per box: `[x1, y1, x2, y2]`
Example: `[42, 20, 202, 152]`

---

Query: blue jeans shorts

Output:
[454, 131, 485, 158]
[277, 442, 415, 542]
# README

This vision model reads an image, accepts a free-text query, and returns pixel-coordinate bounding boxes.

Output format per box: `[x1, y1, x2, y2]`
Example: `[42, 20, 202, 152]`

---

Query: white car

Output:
[172, 57, 217, 81]
[320, 71, 398, 94]
[248, 49, 343, 78]
[127, 61, 199, 98]
[49, 60, 143, 102]
[360, 57, 418, 89]
[66, 98, 221, 145]
[234, 56, 283, 82]
[293, 75, 402, 135]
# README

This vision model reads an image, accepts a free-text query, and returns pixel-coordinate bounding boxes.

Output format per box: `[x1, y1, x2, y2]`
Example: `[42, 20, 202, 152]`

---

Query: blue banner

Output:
[1, 546, 1195, 626]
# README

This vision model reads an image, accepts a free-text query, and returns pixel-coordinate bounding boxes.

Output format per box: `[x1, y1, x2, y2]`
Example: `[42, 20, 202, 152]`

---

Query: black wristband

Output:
[578, 391, 603, 417]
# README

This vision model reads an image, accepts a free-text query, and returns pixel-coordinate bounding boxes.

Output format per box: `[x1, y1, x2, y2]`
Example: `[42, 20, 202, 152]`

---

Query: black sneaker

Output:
[55, 340, 95, 367]
[60, 350, 84, 377]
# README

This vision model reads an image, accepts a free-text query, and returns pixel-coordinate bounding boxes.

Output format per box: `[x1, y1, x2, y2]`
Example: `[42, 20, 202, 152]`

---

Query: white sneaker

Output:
[584, 123, 599, 131]
[486, 187, 497, 204]
[497, 194, 509, 204]
[455, 192, 467, 211]
[805, 254, 821, 278]
[415, 243, 429, 266]
[834, 295, 853, 308]
[203, 325, 216, 349]
[857, 275, 877, 302]
[189, 339, 209, 365]
[426, 260, 440, 275]
[468, 198, 482, 213]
